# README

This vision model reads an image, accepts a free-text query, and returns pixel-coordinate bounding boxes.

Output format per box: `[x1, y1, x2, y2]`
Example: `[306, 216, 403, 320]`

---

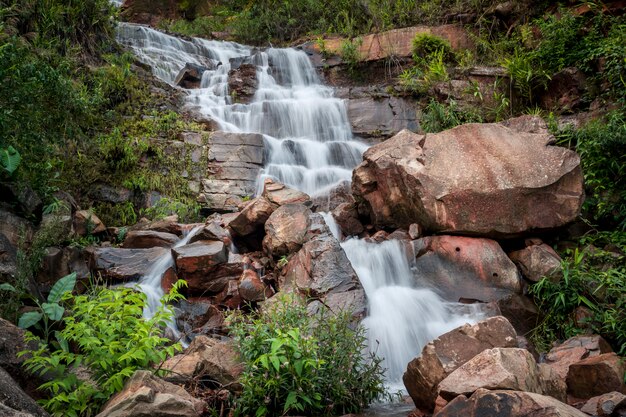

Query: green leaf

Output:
[0, 146, 21, 175]
[270, 355, 280, 371]
[18, 311, 43, 329]
[284, 391, 298, 413]
[0, 283, 16, 292]
[42, 302, 65, 321]
[48, 273, 76, 303]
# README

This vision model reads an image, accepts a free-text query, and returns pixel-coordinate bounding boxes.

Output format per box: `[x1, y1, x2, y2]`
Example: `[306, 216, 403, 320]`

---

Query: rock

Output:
[347, 95, 419, 138]
[214, 279, 242, 309]
[175, 299, 224, 336]
[538, 363, 568, 403]
[129, 215, 184, 236]
[88, 184, 132, 204]
[0, 318, 38, 389]
[122, 231, 179, 249]
[228, 197, 274, 237]
[188, 222, 230, 245]
[403, 316, 517, 410]
[174, 63, 208, 89]
[74, 210, 106, 236]
[263, 204, 311, 257]
[331, 203, 363, 237]
[352, 121, 584, 237]
[238, 269, 273, 302]
[228, 63, 258, 103]
[0, 233, 17, 281]
[90, 247, 168, 281]
[0, 209, 33, 248]
[434, 388, 588, 417]
[509, 243, 562, 282]
[581, 391, 626, 416]
[411, 235, 522, 302]
[566, 353, 626, 399]
[544, 335, 613, 381]
[310, 180, 355, 212]
[172, 241, 228, 293]
[161, 336, 243, 391]
[96, 370, 203, 417]
[0, 183, 43, 220]
[280, 215, 360, 297]
[495, 294, 540, 336]
[0, 367, 48, 417]
[437, 348, 545, 401]
[408, 223, 422, 240]
[540, 67, 587, 112]
[308, 289, 367, 320]
[261, 179, 311, 208]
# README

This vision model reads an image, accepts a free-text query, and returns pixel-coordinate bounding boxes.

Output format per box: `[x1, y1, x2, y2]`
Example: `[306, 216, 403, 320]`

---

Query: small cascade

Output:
[130, 225, 202, 342]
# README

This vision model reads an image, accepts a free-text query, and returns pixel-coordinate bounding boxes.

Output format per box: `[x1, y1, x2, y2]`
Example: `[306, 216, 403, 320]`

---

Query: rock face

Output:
[566, 353, 626, 399]
[228, 63, 258, 103]
[174, 63, 208, 89]
[435, 388, 588, 417]
[403, 316, 517, 410]
[199, 131, 265, 212]
[411, 235, 522, 302]
[90, 247, 168, 281]
[508, 243, 562, 282]
[96, 370, 204, 417]
[0, 367, 49, 417]
[122, 230, 179, 248]
[263, 204, 312, 257]
[352, 120, 584, 237]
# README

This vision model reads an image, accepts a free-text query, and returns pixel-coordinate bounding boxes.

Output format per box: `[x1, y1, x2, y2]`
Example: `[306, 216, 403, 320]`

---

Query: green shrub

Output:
[228, 294, 388, 417]
[340, 37, 362, 77]
[530, 232, 626, 355]
[140, 197, 201, 223]
[421, 99, 482, 133]
[20, 281, 186, 417]
[411, 33, 453, 64]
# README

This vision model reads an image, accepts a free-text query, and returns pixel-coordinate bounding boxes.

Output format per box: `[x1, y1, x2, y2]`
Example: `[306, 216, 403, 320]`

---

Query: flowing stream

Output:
[116, 23, 479, 388]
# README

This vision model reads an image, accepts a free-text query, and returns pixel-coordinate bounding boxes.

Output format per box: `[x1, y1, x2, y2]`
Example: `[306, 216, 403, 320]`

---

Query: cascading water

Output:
[116, 24, 480, 388]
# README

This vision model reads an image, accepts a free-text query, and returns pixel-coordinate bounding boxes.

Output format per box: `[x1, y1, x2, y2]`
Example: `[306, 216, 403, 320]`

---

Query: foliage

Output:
[420, 99, 482, 133]
[339, 37, 362, 77]
[502, 49, 551, 105]
[552, 111, 626, 229]
[20, 281, 186, 417]
[140, 197, 202, 223]
[411, 33, 453, 65]
[228, 294, 388, 416]
[0, 145, 21, 175]
[529, 232, 626, 355]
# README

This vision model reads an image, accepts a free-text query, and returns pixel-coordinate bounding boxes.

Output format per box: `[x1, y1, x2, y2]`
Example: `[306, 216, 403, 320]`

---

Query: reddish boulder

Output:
[496, 293, 541, 336]
[214, 280, 242, 310]
[411, 235, 522, 302]
[263, 204, 312, 257]
[331, 203, 364, 237]
[129, 215, 184, 236]
[122, 230, 179, 249]
[540, 67, 587, 112]
[238, 269, 273, 302]
[508, 243, 562, 282]
[172, 241, 228, 293]
[175, 298, 224, 336]
[581, 391, 626, 416]
[435, 388, 587, 417]
[90, 247, 168, 281]
[566, 353, 626, 399]
[228, 197, 274, 237]
[74, 210, 106, 236]
[544, 335, 613, 381]
[403, 316, 517, 411]
[352, 119, 584, 237]
[261, 179, 311, 208]
[188, 222, 231, 245]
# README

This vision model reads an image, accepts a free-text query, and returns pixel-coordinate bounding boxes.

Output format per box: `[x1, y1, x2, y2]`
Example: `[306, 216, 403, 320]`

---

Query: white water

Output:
[116, 24, 480, 387]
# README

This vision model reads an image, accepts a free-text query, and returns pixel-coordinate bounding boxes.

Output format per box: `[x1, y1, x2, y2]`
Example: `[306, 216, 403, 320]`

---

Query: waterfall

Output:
[116, 24, 480, 386]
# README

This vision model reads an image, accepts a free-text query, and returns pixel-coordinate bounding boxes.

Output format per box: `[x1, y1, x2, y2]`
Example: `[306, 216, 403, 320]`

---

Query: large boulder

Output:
[96, 370, 204, 417]
[238, 269, 273, 302]
[261, 179, 311, 208]
[122, 230, 179, 249]
[73, 210, 106, 236]
[566, 353, 626, 399]
[331, 202, 364, 237]
[411, 235, 522, 302]
[175, 299, 224, 336]
[90, 247, 168, 281]
[437, 348, 562, 402]
[352, 119, 584, 237]
[0, 367, 48, 417]
[172, 241, 228, 293]
[228, 197, 274, 237]
[434, 388, 587, 417]
[508, 243, 562, 282]
[544, 335, 613, 381]
[262, 204, 311, 257]
[161, 336, 243, 392]
[403, 316, 517, 411]
[581, 391, 626, 416]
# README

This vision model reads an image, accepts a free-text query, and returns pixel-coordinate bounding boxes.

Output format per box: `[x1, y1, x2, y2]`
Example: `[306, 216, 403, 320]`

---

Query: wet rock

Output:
[434, 388, 587, 417]
[73, 210, 106, 236]
[411, 235, 522, 303]
[262, 179, 311, 208]
[90, 247, 168, 281]
[188, 222, 230, 245]
[495, 293, 540, 336]
[566, 353, 626, 399]
[263, 204, 312, 257]
[228, 197, 274, 237]
[122, 230, 179, 249]
[352, 120, 584, 237]
[437, 348, 547, 401]
[308, 289, 367, 320]
[408, 223, 422, 240]
[331, 203, 364, 237]
[581, 391, 626, 416]
[310, 180, 354, 212]
[214, 280, 242, 309]
[0, 367, 48, 417]
[239, 269, 273, 302]
[129, 215, 184, 236]
[347, 95, 419, 139]
[161, 336, 243, 392]
[544, 335, 613, 381]
[175, 298, 224, 335]
[227, 63, 258, 103]
[172, 241, 228, 293]
[96, 370, 204, 417]
[508, 243, 562, 282]
[175, 63, 208, 89]
[403, 316, 517, 410]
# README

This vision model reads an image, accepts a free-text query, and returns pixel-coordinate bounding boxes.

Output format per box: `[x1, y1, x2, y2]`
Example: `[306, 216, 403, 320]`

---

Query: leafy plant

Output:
[228, 294, 388, 416]
[340, 37, 363, 77]
[139, 197, 201, 223]
[0, 145, 21, 175]
[20, 281, 186, 417]
[411, 33, 453, 65]
[421, 99, 482, 133]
